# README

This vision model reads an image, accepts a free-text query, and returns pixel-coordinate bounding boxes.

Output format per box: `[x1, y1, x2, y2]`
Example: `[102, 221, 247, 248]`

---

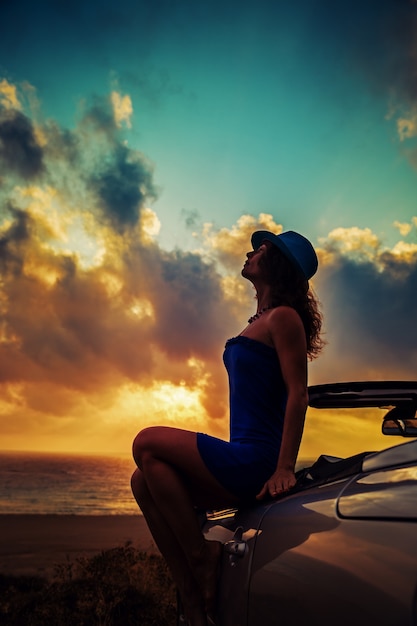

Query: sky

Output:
[0, 0, 416, 460]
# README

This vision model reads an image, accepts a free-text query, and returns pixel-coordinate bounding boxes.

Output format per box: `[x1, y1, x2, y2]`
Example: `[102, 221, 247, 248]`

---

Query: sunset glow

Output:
[0, 0, 416, 460]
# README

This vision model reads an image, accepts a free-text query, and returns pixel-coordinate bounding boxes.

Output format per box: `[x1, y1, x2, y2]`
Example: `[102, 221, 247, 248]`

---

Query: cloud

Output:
[393, 220, 413, 236]
[110, 91, 133, 129]
[0, 205, 234, 392]
[0, 79, 22, 110]
[316, 226, 417, 381]
[0, 81, 257, 446]
[68, 96, 157, 231]
[89, 143, 156, 231]
[201, 212, 282, 269]
[0, 108, 45, 180]
[397, 109, 417, 141]
[0, 90, 158, 235]
[1, 78, 416, 455]
[369, 2, 417, 165]
[318, 227, 380, 263]
[311, 0, 417, 168]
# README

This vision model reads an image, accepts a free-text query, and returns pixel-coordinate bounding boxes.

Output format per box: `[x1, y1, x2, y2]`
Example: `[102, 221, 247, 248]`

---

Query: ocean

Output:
[0, 451, 317, 516]
[0, 451, 140, 515]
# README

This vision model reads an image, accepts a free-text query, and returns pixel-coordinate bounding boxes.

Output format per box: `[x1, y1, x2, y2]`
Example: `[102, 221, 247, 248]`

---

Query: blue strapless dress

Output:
[197, 336, 287, 501]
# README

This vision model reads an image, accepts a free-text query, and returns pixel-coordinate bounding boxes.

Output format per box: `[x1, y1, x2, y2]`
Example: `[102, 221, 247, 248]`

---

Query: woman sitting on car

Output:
[131, 229, 324, 626]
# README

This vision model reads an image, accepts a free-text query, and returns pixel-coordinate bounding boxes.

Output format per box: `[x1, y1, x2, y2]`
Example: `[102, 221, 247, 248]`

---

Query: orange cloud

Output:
[1, 81, 416, 461]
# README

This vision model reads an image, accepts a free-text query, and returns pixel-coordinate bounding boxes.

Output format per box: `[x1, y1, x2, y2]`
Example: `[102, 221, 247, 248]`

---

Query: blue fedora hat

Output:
[251, 230, 318, 280]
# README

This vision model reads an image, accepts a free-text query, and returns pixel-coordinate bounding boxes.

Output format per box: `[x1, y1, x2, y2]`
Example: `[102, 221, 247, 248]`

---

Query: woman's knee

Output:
[131, 467, 150, 504]
[132, 426, 161, 468]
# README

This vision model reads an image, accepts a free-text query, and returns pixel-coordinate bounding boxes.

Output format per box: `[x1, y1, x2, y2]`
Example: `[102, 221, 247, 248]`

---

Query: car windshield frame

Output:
[308, 381, 417, 409]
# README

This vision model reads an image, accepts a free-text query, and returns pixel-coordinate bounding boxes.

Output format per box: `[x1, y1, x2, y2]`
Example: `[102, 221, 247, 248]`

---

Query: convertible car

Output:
[187, 381, 417, 626]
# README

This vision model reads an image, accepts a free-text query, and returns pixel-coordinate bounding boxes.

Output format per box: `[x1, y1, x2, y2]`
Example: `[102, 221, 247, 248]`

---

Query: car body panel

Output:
[363, 438, 417, 471]
[249, 515, 417, 625]
[338, 464, 417, 520]
[198, 381, 417, 626]
[248, 482, 417, 626]
[203, 506, 265, 626]
[204, 467, 417, 626]
[308, 381, 417, 409]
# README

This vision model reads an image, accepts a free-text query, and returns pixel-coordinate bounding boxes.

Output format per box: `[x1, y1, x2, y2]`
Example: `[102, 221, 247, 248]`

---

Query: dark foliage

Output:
[0, 544, 176, 625]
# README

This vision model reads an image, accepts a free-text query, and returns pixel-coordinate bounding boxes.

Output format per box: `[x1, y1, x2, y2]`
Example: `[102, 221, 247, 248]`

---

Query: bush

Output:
[0, 543, 176, 626]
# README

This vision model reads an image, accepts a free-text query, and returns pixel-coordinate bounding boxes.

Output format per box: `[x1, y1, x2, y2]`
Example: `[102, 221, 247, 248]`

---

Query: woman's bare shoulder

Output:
[267, 307, 306, 353]
[267, 306, 304, 332]
[269, 305, 301, 321]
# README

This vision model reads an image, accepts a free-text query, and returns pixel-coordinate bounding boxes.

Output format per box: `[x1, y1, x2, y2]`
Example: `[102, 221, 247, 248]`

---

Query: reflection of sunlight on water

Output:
[0, 451, 138, 515]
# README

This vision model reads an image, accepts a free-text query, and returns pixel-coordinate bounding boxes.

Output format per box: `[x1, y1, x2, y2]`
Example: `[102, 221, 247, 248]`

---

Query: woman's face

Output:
[241, 241, 272, 281]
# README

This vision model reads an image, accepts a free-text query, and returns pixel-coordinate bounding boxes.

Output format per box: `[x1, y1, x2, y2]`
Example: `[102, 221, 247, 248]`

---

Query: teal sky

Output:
[2, 0, 417, 250]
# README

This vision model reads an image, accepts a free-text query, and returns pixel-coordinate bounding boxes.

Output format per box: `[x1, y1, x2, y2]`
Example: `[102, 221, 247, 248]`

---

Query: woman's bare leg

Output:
[132, 426, 238, 623]
[131, 468, 206, 625]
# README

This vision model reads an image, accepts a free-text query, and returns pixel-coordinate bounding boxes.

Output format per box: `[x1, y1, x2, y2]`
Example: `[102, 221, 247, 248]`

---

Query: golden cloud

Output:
[110, 91, 133, 129]
[0, 83, 253, 453]
[0, 79, 21, 110]
[1, 79, 416, 459]
[139, 207, 161, 243]
[201, 212, 282, 269]
[397, 109, 417, 141]
[393, 220, 413, 236]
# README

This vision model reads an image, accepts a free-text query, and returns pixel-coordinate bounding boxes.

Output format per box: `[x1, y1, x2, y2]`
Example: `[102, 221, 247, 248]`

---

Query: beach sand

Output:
[0, 514, 156, 578]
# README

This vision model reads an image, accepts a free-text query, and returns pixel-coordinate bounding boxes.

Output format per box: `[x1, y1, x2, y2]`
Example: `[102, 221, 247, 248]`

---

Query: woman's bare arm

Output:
[256, 306, 308, 499]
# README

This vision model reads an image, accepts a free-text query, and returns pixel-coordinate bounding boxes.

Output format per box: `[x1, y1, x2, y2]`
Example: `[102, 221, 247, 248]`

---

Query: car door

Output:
[247, 465, 417, 626]
[203, 505, 266, 626]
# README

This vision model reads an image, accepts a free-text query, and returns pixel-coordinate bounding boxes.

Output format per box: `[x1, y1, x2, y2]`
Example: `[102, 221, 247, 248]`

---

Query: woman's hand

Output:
[256, 468, 297, 500]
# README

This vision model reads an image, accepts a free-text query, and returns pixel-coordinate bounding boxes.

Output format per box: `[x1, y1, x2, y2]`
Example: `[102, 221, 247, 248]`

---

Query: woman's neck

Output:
[254, 285, 273, 313]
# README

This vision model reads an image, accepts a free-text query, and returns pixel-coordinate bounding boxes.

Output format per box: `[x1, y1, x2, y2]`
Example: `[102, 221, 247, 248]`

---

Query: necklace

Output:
[248, 306, 273, 324]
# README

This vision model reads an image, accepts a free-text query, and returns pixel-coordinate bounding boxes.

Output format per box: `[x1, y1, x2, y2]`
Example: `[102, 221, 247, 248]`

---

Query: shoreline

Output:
[0, 514, 157, 578]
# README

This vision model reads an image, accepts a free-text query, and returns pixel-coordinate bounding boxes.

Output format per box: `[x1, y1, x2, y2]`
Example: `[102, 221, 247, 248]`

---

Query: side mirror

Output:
[382, 406, 417, 437]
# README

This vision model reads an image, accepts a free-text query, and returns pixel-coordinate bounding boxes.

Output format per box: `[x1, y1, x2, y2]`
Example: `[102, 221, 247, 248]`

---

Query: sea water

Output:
[0, 451, 317, 516]
[0, 451, 139, 515]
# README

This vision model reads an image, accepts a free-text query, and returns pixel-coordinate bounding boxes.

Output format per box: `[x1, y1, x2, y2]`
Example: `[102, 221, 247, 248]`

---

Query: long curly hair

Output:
[260, 244, 325, 360]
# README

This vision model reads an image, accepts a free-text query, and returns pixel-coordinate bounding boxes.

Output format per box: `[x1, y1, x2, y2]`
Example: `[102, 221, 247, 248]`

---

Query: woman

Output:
[131, 229, 324, 626]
